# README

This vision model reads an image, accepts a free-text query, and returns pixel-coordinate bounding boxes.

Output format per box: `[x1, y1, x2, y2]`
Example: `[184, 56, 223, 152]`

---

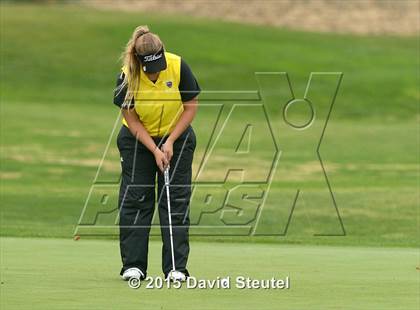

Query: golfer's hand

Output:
[154, 149, 169, 172]
[161, 139, 174, 162]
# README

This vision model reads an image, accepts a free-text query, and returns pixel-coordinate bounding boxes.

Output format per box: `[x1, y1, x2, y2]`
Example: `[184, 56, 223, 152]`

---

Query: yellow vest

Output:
[122, 52, 183, 137]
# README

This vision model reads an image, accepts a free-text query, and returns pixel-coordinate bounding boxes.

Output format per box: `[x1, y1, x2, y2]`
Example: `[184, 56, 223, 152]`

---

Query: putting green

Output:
[1, 237, 418, 310]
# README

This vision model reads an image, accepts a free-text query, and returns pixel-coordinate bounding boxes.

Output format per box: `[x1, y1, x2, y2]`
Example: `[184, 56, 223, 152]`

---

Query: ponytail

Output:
[116, 25, 164, 108]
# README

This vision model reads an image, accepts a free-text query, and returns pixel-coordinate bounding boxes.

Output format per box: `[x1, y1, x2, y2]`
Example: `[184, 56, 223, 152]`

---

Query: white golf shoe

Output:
[167, 270, 187, 282]
[121, 267, 144, 281]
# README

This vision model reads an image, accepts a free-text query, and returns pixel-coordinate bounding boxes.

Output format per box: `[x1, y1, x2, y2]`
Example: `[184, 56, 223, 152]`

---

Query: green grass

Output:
[0, 3, 418, 118]
[0, 3, 418, 246]
[1, 237, 419, 310]
[0, 100, 418, 247]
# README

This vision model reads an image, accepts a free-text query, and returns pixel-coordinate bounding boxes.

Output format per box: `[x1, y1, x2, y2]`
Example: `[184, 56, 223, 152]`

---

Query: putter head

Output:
[167, 270, 186, 282]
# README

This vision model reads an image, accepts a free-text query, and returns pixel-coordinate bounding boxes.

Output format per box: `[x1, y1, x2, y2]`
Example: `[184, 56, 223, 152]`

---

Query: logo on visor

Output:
[144, 53, 163, 62]
[166, 81, 173, 88]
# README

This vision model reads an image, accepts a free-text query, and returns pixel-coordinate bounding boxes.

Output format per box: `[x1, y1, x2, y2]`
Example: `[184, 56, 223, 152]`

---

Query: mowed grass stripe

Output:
[1, 237, 418, 310]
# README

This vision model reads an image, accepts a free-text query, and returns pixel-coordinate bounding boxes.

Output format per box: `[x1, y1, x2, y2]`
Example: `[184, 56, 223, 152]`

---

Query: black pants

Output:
[117, 125, 196, 278]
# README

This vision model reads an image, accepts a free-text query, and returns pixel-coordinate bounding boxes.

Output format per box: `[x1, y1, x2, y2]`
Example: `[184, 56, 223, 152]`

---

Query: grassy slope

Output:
[0, 3, 419, 248]
[0, 4, 418, 118]
[1, 237, 419, 310]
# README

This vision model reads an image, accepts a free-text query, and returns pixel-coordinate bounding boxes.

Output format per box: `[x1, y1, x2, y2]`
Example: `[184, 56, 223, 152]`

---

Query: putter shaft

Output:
[164, 167, 176, 272]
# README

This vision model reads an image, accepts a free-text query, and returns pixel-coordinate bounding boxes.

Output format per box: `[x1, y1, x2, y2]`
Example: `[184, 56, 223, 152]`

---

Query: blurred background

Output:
[1, 0, 417, 241]
[84, 0, 419, 35]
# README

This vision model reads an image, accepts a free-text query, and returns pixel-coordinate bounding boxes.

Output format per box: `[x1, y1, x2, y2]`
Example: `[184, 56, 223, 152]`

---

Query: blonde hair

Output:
[117, 25, 164, 107]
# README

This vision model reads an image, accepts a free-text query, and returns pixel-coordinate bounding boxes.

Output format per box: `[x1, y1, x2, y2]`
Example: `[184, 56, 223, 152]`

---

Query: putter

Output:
[164, 166, 176, 274]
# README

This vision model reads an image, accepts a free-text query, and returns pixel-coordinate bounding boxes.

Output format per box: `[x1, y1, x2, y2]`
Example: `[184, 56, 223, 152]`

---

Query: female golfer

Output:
[113, 25, 200, 281]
